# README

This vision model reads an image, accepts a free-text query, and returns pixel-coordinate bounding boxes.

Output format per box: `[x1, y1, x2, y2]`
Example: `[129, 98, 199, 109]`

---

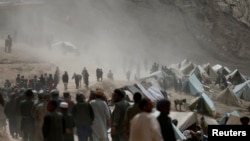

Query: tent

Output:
[188, 93, 216, 116]
[226, 115, 241, 125]
[203, 116, 218, 125]
[174, 59, 197, 75]
[226, 69, 246, 85]
[202, 63, 218, 81]
[212, 64, 231, 76]
[216, 87, 241, 106]
[168, 64, 185, 80]
[190, 65, 211, 84]
[135, 80, 165, 102]
[122, 85, 142, 95]
[218, 111, 240, 125]
[233, 80, 250, 101]
[182, 74, 204, 96]
[152, 110, 198, 132]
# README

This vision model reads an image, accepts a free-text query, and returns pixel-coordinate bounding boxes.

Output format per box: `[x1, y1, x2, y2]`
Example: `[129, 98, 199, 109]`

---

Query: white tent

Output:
[182, 74, 204, 96]
[216, 87, 241, 106]
[226, 69, 246, 85]
[135, 80, 165, 102]
[212, 64, 231, 75]
[233, 80, 250, 101]
[202, 63, 218, 81]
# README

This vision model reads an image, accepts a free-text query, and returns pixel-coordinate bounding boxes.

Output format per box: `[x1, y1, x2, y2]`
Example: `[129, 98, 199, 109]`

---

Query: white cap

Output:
[38, 89, 44, 94]
[60, 102, 68, 108]
[32, 90, 38, 94]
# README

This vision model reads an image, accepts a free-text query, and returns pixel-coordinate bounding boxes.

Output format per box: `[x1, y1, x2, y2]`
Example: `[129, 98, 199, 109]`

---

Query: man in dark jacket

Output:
[20, 89, 35, 141]
[60, 102, 75, 141]
[4, 93, 18, 139]
[111, 89, 130, 141]
[43, 100, 65, 141]
[82, 67, 89, 88]
[156, 99, 176, 141]
[71, 93, 94, 141]
[62, 71, 69, 90]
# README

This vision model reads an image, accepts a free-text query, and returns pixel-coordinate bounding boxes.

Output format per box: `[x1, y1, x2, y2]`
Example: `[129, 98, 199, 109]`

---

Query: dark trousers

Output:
[76, 125, 92, 141]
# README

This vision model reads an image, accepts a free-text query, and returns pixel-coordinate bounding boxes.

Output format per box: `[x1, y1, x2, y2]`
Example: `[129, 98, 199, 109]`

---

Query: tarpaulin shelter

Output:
[188, 93, 216, 116]
[182, 74, 204, 96]
[233, 80, 250, 101]
[216, 87, 241, 106]
[226, 69, 246, 85]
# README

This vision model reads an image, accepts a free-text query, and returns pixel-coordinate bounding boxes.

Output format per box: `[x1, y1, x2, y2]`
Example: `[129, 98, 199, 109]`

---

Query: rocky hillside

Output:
[172, 0, 250, 71]
[43, 0, 250, 74]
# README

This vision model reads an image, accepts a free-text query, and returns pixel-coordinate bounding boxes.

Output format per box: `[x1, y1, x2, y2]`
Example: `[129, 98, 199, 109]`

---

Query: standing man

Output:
[82, 67, 89, 88]
[89, 90, 111, 141]
[42, 100, 65, 141]
[99, 69, 103, 82]
[60, 102, 75, 141]
[33, 94, 51, 141]
[107, 70, 114, 80]
[62, 71, 69, 90]
[63, 92, 75, 113]
[156, 99, 176, 141]
[71, 93, 94, 141]
[111, 89, 130, 141]
[20, 89, 35, 141]
[5, 35, 12, 53]
[54, 66, 60, 87]
[124, 92, 142, 138]
[129, 98, 163, 141]
[96, 68, 100, 81]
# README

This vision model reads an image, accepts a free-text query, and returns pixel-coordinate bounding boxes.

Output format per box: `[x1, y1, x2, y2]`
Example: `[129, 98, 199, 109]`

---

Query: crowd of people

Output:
[0, 62, 249, 141]
[0, 83, 181, 141]
[3, 75, 234, 141]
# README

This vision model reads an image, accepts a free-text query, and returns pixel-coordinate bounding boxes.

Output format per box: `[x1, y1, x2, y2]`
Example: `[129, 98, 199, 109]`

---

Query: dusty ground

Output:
[0, 44, 249, 141]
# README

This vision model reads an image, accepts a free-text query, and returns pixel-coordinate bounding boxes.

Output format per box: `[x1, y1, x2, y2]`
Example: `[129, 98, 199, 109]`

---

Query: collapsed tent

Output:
[139, 71, 170, 91]
[122, 85, 142, 95]
[135, 79, 165, 102]
[152, 110, 198, 132]
[188, 93, 216, 116]
[216, 87, 241, 106]
[226, 69, 246, 85]
[218, 111, 240, 125]
[233, 80, 250, 101]
[182, 74, 204, 96]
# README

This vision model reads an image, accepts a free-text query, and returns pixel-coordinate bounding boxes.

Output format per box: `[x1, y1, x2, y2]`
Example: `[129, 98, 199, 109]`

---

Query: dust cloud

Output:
[1, 0, 211, 81]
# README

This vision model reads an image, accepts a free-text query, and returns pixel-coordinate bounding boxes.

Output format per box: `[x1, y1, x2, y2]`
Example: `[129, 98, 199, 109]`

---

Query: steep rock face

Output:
[207, 0, 250, 58]
[173, 0, 250, 63]
[214, 0, 250, 27]
[130, 0, 250, 73]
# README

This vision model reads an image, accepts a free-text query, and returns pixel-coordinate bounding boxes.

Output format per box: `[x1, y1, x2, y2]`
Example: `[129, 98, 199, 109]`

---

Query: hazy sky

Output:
[1, 0, 226, 80]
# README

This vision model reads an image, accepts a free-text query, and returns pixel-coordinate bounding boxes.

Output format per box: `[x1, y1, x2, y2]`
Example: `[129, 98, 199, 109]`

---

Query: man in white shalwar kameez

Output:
[89, 90, 111, 141]
[129, 98, 163, 141]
